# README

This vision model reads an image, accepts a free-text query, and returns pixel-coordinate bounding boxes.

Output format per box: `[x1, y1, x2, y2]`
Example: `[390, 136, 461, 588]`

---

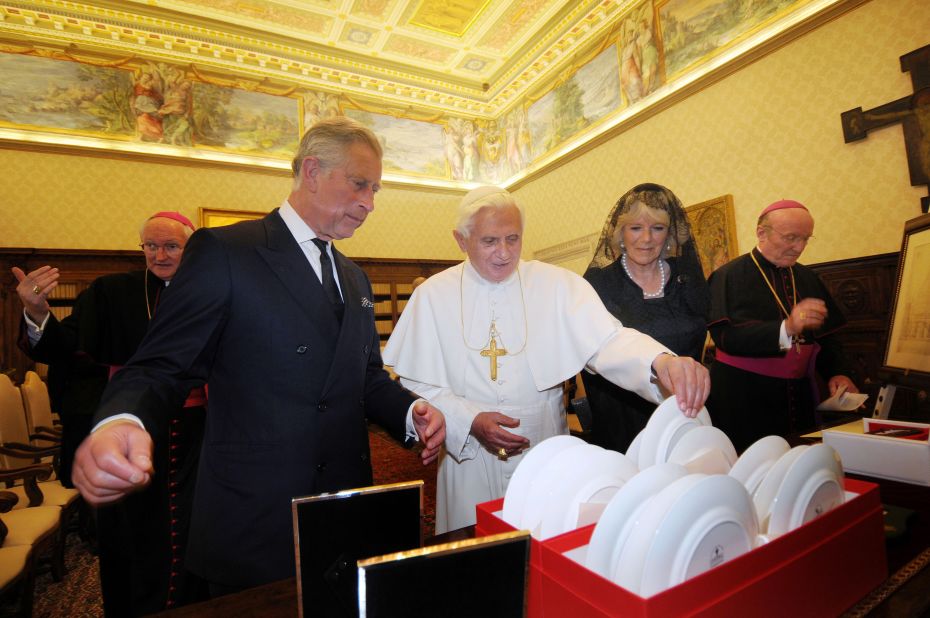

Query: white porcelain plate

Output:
[519, 442, 602, 535]
[612, 474, 708, 594]
[766, 443, 844, 538]
[667, 426, 738, 474]
[637, 474, 759, 597]
[752, 445, 809, 528]
[585, 463, 688, 579]
[539, 449, 639, 539]
[638, 397, 712, 469]
[626, 430, 644, 463]
[502, 434, 585, 527]
[728, 435, 790, 496]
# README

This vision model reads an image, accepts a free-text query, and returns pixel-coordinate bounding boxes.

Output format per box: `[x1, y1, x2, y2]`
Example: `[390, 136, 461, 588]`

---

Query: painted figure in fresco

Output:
[444, 122, 465, 180]
[132, 68, 165, 141]
[506, 112, 522, 176]
[479, 119, 503, 182]
[159, 77, 194, 146]
[638, 18, 660, 96]
[620, 20, 644, 104]
[518, 109, 532, 167]
[462, 120, 479, 181]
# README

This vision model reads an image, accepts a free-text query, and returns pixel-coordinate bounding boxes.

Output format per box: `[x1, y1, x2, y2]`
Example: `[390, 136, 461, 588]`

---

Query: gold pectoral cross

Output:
[480, 337, 507, 381]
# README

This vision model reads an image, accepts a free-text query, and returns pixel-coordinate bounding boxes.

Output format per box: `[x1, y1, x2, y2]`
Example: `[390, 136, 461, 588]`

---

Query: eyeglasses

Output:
[764, 227, 813, 245]
[139, 242, 183, 257]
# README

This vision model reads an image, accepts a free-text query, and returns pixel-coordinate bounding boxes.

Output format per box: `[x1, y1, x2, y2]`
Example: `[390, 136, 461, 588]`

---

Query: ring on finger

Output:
[32, 284, 41, 295]
[497, 447, 508, 460]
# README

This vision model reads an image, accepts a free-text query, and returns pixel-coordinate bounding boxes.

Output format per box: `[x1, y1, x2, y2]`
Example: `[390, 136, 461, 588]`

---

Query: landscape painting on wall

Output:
[0, 52, 299, 165]
[528, 44, 621, 160]
[192, 83, 300, 158]
[345, 108, 446, 177]
[0, 54, 134, 138]
[658, 0, 804, 78]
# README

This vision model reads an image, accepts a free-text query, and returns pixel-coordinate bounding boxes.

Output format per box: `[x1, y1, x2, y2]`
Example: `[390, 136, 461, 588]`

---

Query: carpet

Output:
[25, 425, 437, 617]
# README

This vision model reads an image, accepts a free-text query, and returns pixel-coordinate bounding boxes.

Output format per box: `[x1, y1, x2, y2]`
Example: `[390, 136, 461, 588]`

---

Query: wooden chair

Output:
[0, 465, 63, 584]
[0, 376, 78, 580]
[0, 490, 37, 617]
[18, 372, 61, 440]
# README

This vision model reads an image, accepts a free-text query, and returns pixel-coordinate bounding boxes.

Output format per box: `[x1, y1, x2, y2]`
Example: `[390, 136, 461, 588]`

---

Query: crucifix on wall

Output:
[841, 44, 930, 213]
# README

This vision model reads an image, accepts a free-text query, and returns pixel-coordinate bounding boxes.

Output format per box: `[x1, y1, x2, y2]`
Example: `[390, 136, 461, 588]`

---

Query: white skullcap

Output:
[460, 185, 512, 209]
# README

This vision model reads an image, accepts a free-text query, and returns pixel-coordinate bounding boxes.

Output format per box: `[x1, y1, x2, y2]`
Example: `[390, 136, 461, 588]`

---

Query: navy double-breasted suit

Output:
[95, 209, 417, 587]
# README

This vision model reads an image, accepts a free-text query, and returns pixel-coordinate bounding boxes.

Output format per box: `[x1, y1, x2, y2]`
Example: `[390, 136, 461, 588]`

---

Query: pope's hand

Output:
[470, 412, 530, 458]
[412, 401, 446, 465]
[652, 354, 710, 418]
[72, 420, 154, 506]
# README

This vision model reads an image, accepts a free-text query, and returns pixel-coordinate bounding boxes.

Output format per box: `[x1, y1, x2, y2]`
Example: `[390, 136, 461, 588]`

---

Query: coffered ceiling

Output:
[0, 0, 638, 116]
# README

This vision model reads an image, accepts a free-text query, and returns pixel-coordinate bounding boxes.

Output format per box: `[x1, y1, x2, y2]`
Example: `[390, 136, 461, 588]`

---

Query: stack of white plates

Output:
[626, 396, 738, 476]
[729, 435, 791, 496]
[501, 436, 638, 539]
[751, 443, 845, 539]
[589, 470, 759, 596]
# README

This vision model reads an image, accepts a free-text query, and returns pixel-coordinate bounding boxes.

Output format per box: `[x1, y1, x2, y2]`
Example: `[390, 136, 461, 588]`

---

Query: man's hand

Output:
[470, 412, 530, 458]
[652, 354, 710, 418]
[72, 421, 154, 506]
[828, 375, 859, 397]
[12, 266, 59, 325]
[785, 298, 827, 337]
[412, 401, 446, 465]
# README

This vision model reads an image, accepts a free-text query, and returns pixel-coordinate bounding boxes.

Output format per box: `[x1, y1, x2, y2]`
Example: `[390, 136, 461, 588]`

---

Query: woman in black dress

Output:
[583, 183, 709, 453]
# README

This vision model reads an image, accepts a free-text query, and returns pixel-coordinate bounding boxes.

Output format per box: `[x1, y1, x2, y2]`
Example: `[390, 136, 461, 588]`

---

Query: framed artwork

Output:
[685, 194, 738, 277]
[883, 213, 930, 378]
[199, 208, 267, 229]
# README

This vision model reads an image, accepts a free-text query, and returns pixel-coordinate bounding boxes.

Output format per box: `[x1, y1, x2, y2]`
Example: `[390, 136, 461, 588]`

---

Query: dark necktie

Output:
[311, 238, 344, 322]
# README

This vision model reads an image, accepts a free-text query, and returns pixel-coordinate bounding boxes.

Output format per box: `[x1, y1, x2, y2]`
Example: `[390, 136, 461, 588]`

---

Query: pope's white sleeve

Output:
[398, 377, 486, 463]
[585, 326, 670, 404]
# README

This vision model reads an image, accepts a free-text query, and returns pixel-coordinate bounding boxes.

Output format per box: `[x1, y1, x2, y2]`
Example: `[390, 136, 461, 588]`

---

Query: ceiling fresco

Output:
[0, 0, 626, 115]
[0, 0, 853, 188]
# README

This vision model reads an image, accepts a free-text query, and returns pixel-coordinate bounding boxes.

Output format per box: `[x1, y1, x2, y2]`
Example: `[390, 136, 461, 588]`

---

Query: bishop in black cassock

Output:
[706, 200, 858, 453]
[14, 212, 206, 615]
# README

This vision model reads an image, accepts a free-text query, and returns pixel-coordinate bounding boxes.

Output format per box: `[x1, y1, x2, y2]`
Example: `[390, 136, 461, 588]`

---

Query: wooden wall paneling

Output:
[1, 249, 457, 381]
[810, 252, 928, 420]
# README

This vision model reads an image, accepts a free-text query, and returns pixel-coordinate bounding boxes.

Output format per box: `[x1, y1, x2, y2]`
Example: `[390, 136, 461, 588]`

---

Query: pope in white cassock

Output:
[383, 186, 710, 534]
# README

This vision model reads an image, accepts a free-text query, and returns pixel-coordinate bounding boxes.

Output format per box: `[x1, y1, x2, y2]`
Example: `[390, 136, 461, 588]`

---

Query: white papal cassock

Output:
[383, 260, 670, 534]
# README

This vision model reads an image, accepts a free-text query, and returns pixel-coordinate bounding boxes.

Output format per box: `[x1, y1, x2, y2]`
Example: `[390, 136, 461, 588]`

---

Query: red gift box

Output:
[476, 477, 885, 617]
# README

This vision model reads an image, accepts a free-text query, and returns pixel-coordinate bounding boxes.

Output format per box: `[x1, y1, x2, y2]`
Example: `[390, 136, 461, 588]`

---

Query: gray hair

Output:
[139, 213, 195, 239]
[291, 117, 383, 190]
[455, 186, 524, 238]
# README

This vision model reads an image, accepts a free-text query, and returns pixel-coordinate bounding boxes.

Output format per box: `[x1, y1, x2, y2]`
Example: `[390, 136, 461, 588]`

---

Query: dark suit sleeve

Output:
[357, 280, 417, 445]
[95, 230, 225, 436]
[20, 295, 86, 365]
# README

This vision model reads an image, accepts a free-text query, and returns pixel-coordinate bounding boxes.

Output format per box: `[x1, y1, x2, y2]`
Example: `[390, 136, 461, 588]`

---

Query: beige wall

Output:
[516, 0, 929, 273]
[1, 0, 926, 269]
[0, 147, 463, 260]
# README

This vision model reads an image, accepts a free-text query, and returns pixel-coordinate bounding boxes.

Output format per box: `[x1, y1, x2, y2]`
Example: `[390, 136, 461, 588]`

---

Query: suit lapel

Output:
[255, 211, 341, 336]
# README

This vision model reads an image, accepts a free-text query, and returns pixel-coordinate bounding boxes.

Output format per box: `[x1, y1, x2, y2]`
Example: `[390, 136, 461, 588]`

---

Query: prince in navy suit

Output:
[71, 117, 446, 595]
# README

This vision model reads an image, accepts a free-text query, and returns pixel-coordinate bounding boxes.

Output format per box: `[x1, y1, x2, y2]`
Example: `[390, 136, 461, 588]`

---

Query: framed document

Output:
[358, 531, 530, 618]
[292, 481, 423, 618]
[883, 212, 930, 380]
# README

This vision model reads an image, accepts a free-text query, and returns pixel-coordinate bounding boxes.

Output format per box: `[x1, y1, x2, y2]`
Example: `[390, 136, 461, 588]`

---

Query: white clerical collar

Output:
[463, 259, 521, 287]
[278, 199, 322, 245]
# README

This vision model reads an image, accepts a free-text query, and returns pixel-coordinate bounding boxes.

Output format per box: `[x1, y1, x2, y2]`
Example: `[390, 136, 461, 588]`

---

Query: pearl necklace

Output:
[621, 253, 666, 298]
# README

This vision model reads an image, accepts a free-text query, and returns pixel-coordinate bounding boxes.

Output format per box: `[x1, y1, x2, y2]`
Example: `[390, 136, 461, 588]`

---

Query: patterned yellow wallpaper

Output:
[0, 147, 463, 260]
[516, 0, 929, 272]
[1, 0, 926, 271]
